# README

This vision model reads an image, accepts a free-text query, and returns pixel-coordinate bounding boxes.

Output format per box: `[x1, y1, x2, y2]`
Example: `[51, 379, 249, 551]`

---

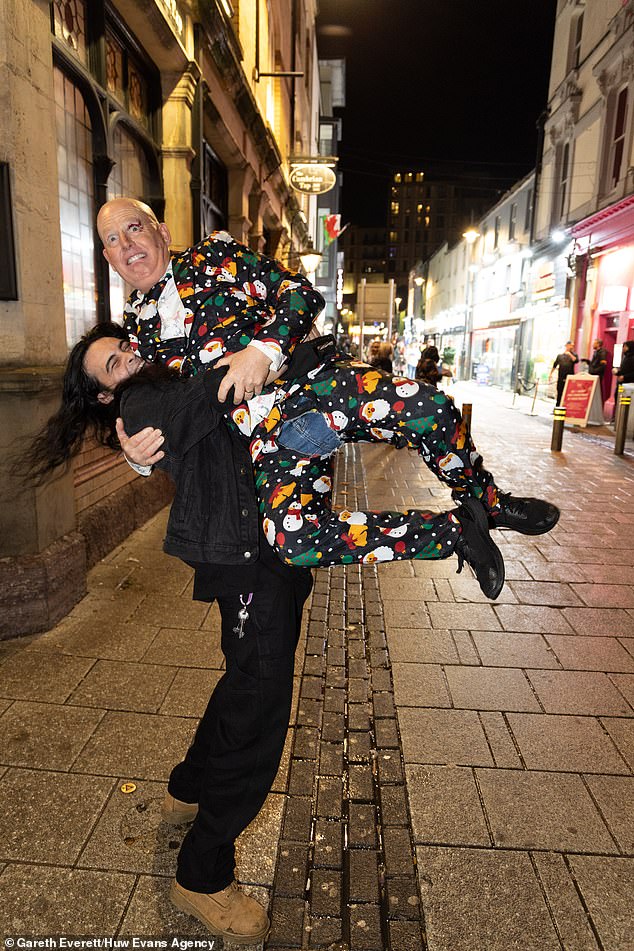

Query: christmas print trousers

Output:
[248, 360, 500, 568]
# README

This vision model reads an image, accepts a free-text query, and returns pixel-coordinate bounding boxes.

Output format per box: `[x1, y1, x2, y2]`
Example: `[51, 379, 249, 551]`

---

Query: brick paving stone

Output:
[382, 826, 416, 877]
[321, 711, 345, 742]
[304, 655, 325, 677]
[301, 676, 324, 700]
[600, 717, 634, 770]
[348, 732, 372, 762]
[494, 604, 573, 633]
[374, 718, 400, 747]
[293, 726, 319, 759]
[348, 640, 366, 660]
[531, 851, 600, 951]
[385, 875, 421, 920]
[326, 667, 346, 689]
[527, 669, 632, 716]
[326, 647, 345, 667]
[584, 775, 634, 852]
[471, 630, 560, 669]
[349, 678, 370, 702]
[508, 713, 629, 774]
[349, 764, 375, 802]
[324, 687, 346, 713]
[379, 784, 409, 826]
[476, 768, 616, 853]
[348, 803, 378, 848]
[307, 916, 343, 948]
[370, 648, 389, 668]
[282, 797, 313, 842]
[445, 666, 541, 712]
[297, 698, 323, 728]
[544, 634, 634, 672]
[267, 896, 306, 947]
[406, 764, 489, 847]
[314, 819, 343, 869]
[319, 741, 344, 776]
[310, 868, 342, 917]
[371, 668, 392, 691]
[275, 843, 310, 897]
[348, 904, 384, 951]
[348, 703, 370, 731]
[377, 751, 405, 784]
[567, 856, 634, 951]
[348, 849, 380, 903]
[349, 658, 368, 678]
[372, 692, 396, 718]
[451, 630, 481, 665]
[388, 920, 425, 951]
[317, 777, 344, 819]
[478, 711, 524, 768]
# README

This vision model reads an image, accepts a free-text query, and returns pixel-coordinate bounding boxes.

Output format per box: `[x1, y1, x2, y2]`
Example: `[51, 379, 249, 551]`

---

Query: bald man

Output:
[97, 198, 323, 405]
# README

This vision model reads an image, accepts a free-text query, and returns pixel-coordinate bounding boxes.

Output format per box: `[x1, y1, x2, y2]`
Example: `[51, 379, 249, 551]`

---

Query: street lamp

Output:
[299, 245, 322, 275]
[461, 229, 480, 380]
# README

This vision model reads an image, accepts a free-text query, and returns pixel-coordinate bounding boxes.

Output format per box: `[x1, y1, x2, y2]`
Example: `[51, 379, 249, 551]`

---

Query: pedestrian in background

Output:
[613, 340, 634, 384]
[415, 345, 453, 389]
[549, 340, 578, 405]
[587, 337, 608, 380]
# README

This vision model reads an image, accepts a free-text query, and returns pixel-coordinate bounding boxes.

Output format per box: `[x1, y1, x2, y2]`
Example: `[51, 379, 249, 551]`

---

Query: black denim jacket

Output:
[120, 370, 260, 565]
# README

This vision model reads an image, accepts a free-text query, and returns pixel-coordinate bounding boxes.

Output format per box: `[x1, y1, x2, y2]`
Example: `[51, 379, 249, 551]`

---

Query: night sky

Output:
[315, 0, 558, 226]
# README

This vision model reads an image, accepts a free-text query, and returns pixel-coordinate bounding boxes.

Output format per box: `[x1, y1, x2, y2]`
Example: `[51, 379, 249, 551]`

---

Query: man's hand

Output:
[116, 418, 165, 467]
[215, 347, 272, 404]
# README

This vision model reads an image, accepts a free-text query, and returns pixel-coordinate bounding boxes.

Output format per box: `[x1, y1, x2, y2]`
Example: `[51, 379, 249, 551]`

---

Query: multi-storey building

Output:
[341, 226, 387, 295]
[535, 0, 634, 410]
[0, 0, 323, 634]
[387, 171, 500, 299]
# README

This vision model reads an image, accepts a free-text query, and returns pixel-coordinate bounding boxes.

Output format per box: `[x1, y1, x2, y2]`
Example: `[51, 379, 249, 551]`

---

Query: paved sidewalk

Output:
[0, 385, 633, 950]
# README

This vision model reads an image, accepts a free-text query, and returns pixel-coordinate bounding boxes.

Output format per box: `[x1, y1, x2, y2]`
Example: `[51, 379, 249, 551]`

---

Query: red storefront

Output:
[572, 196, 634, 411]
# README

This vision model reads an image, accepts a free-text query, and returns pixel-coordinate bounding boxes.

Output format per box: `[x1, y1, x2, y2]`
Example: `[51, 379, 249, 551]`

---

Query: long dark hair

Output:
[16, 323, 129, 484]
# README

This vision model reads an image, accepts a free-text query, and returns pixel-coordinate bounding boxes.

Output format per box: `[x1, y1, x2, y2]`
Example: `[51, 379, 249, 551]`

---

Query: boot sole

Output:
[169, 882, 270, 944]
[161, 806, 199, 825]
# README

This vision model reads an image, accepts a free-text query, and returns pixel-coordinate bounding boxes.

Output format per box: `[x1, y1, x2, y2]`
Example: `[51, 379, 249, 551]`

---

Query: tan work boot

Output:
[170, 879, 270, 944]
[161, 792, 198, 825]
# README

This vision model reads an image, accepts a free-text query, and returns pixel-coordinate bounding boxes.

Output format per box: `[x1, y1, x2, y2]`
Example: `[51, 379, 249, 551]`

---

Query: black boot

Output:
[491, 492, 560, 535]
[455, 497, 505, 601]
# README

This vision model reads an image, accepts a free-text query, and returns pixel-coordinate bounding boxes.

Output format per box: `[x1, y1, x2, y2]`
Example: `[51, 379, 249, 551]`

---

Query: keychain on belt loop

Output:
[233, 593, 253, 638]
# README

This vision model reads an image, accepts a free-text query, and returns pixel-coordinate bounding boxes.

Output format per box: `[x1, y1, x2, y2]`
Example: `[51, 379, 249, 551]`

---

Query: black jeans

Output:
[168, 571, 312, 892]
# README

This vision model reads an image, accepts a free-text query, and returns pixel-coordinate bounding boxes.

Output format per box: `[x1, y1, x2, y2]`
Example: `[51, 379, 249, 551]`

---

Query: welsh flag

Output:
[323, 214, 348, 247]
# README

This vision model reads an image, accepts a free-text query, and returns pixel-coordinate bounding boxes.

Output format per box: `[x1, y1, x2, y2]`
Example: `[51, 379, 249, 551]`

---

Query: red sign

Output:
[562, 375, 597, 426]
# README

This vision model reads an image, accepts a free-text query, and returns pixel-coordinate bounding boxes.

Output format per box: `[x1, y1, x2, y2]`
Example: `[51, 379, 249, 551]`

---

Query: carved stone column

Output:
[161, 62, 200, 249]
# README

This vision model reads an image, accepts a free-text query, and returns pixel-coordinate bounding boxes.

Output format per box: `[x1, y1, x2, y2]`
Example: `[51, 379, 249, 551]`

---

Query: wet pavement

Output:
[0, 381, 633, 950]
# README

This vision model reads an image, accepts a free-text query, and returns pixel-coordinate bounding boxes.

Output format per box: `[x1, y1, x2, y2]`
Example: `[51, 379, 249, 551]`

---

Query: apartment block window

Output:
[416, 172, 424, 182]
[610, 87, 628, 190]
[394, 173, 402, 183]
[405, 172, 413, 182]
[54, 66, 96, 343]
[494, 215, 501, 249]
[559, 141, 570, 219]
[524, 189, 533, 231]
[509, 202, 517, 241]
[391, 201, 399, 215]
[568, 12, 583, 71]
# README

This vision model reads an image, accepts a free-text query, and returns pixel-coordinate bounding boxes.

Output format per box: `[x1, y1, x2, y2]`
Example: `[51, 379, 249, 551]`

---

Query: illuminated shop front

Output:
[517, 252, 571, 388]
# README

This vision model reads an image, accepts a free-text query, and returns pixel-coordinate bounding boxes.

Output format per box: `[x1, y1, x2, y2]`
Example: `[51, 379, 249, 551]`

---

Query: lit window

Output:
[52, 0, 88, 64]
[54, 66, 96, 344]
[405, 172, 412, 182]
[394, 173, 402, 183]
[417, 204, 423, 214]
[416, 172, 424, 182]
[391, 201, 399, 215]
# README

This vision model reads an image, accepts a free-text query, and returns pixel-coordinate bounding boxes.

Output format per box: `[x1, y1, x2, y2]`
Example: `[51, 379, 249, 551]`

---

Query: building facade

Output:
[0, 0, 323, 635]
[536, 0, 634, 410]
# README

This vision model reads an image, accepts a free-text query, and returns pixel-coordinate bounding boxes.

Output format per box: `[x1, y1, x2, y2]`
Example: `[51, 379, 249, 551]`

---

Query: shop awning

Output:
[571, 194, 634, 250]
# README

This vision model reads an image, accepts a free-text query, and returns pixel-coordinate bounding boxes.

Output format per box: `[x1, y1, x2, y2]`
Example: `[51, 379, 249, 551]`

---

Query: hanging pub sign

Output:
[289, 157, 337, 195]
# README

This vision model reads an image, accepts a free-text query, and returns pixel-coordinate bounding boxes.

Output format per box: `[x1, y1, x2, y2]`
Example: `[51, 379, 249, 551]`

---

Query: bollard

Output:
[462, 402, 472, 440]
[551, 405, 566, 451]
[615, 393, 631, 455]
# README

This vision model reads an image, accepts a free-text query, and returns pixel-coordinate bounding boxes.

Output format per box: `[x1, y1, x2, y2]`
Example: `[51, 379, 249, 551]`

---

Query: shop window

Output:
[54, 66, 96, 344]
[51, 0, 88, 65]
[202, 142, 228, 235]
